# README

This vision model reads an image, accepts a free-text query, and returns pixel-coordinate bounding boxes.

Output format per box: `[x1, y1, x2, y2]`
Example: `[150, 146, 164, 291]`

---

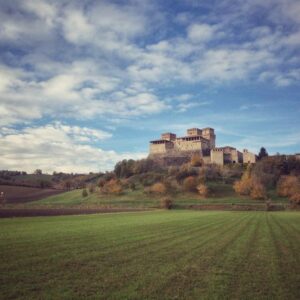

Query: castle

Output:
[149, 127, 256, 166]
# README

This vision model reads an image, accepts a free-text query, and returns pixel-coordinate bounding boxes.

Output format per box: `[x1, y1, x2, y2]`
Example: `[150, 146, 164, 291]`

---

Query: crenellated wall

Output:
[211, 149, 224, 165]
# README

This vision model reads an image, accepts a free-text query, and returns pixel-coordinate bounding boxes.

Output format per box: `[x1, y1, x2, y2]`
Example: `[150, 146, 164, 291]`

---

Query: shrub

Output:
[140, 172, 163, 186]
[102, 179, 123, 195]
[197, 183, 209, 197]
[82, 189, 88, 197]
[199, 164, 221, 181]
[98, 178, 106, 188]
[129, 182, 136, 191]
[88, 184, 95, 193]
[233, 166, 267, 200]
[160, 197, 173, 209]
[250, 182, 267, 200]
[190, 153, 203, 167]
[233, 178, 252, 195]
[150, 182, 167, 195]
[277, 175, 299, 197]
[290, 192, 300, 205]
[183, 176, 198, 192]
[175, 165, 198, 183]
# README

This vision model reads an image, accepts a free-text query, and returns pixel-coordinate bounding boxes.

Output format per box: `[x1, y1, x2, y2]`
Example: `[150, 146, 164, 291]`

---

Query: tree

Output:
[183, 176, 198, 192]
[102, 179, 123, 195]
[250, 182, 267, 200]
[277, 175, 299, 197]
[258, 147, 268, 160]
[34, 169, 42, 175]
[150, 182, 167, 194]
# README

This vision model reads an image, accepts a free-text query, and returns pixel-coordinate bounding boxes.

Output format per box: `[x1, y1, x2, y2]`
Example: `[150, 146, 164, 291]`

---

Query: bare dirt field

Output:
[0, 185, 64, 204]
[0, 208, 149, 218]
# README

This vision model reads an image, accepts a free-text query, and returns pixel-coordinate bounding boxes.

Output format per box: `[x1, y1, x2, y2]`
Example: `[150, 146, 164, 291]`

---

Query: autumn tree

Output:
[197, 183, 209, 197]
[250, 182, 267, 200]
[277, 175, 299, 197]
[277, 175, 300, 205]
[150, 182, 167, 194]
[183, 176, 198, 192]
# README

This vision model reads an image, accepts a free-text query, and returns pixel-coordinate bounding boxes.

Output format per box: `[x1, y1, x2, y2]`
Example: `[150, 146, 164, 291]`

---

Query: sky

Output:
[0, 0, 299, 173]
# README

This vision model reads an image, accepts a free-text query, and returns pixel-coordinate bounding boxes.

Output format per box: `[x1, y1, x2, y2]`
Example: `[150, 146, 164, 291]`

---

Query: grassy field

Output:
[0, 211, 299, 299]
[10, 182, 288, 209]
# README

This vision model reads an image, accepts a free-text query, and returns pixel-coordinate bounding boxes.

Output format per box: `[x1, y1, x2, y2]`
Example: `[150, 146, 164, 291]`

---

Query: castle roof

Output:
[150, 139, 173, 144]
[177, 135, 209, 141]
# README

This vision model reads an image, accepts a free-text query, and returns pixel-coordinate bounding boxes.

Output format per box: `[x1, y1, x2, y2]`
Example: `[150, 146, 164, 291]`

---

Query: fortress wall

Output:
[174, 140, 208, 152]
[231, 150, 239, 163]
[150, 143, 173, 154]
[211, 150, 224, 166]
[243, 151, 256, 163]
[202, 156, 211, 164]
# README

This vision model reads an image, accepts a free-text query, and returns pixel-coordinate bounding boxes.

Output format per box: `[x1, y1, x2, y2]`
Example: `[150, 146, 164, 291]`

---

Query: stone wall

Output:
[174, 139, 207, 152]
[211, 149, 224, 165]
[149, 142, 173, 154]
[243, 150, 256, 163]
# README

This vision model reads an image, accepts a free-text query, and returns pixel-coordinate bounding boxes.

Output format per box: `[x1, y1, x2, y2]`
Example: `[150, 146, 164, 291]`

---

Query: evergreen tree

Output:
[258, 147, 268, 160]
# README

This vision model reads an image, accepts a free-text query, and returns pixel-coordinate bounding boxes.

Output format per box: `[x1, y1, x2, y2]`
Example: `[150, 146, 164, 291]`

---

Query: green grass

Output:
[0, 211, 299, 299]
[17, 183, 288, 209]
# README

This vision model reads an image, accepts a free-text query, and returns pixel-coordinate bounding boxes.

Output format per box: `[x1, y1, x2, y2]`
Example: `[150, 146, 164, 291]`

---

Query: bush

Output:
[183, 176, 198, 192]
[233, 178, 252, 196]
[233, 166, 267, 200]
[277, 175, 300, 205]
[175, 165, 198, 183]
[199, 164, 221, 181]
[277, 175, 299, 197]
[82, 189, 88, 197]
[102, 179, 123, 195]
[88, 184, 95, 193]
[150, 182, 167, 195]
[98, 178, 106, 188]
[129, 182, 136, 191]
[290, 192, 300, 205]
[160, 197, 173, 209]
[197, 183, 209, 197]
[190, 153, 203, 167]
[250, 182, 267, 200]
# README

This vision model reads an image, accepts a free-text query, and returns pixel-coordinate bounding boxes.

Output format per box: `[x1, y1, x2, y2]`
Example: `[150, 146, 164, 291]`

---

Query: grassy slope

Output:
[0, 211, 299, 299]
[17, 182, 288, 209]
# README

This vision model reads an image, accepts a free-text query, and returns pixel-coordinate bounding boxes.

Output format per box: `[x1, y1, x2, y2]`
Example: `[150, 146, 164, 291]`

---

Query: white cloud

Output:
[0, 123, 146, 173]
[62, 9, 94, 45]
[187, 23, 216, 43]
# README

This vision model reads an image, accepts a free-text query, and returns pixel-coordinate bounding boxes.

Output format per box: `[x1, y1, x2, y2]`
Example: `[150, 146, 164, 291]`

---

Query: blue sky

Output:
[0, 0, 299, 173]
